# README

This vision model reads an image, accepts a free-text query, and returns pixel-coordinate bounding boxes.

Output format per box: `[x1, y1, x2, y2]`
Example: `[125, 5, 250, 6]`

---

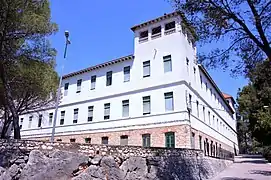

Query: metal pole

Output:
[50, 31, 70, 143]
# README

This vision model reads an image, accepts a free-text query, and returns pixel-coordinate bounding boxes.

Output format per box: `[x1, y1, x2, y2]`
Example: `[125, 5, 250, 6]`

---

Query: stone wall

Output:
[0, 139, 233, 180]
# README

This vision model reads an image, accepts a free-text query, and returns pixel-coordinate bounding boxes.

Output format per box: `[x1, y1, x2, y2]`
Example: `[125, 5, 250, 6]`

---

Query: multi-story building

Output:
[19, 11, 238, 156]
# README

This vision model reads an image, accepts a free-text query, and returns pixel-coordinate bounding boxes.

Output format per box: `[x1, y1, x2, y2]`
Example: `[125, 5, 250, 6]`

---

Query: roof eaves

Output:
[198, 65, 235, 114]
[131, 11, 179, 31]
[131, 11, 198, 41]
[62, 55, 134, 79]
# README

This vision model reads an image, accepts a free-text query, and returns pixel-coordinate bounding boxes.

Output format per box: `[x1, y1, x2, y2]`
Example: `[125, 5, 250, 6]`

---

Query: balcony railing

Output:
[164, 28, 176, 35]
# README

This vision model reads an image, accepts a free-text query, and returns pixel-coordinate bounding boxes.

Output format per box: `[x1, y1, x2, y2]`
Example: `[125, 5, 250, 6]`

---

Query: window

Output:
[186, 58, 189, 75]
[143, 61, 150, 77]
[106, 71, 112, 86]
[143, 96, 151, 115]
[49, 113, 53, 126]
[120, 135, 128, 146]
[188, 94, 192, 111]
[213, 115, 215, 127]
[208, 111, 211, 125]
[203, 107, 206, 122]
[56, 139, 62, 142]
[70, 138, 76, 143]
[196, 101, 199, 117]
[217, 119, 219, 130]
[151, 26, 161, 38]
[164, 92, 174, 111]
[91, 75, 96, 90]
[165, 132, 175, 148]
[142, 134, 151, 147]
[165, 21, 176, 32]
[28, 116, 32, 128]
[38, 114, 42, 127]
[85, 138, 91, 144]
[88, 106, 94, 122]
[102, 137, 108, 145]
[123, 66, 130, 82]
[76, 79, 82, 93]
[205, 82, 208, 91]
[191, 132, 195, 149]
[193, 67, 196, 82]
[139, 30, 148, 42]
[199, 135, 202, 150]
[60, 111, 65, 125]
[20, 118, 23, 129]
[64, 83, 69, 96]
[122, 100, 129, 117]
[104, 103, 110, 120]
[163, 55, 172, 73]
[73, 108, 79, 124]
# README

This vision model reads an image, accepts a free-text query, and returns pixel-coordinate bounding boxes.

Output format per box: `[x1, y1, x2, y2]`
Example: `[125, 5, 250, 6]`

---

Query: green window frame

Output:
[165, 132, 175, 148]
[142, 134, 151, 147]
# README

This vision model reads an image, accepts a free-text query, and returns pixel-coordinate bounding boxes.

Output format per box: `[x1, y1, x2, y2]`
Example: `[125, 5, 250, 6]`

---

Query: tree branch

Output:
[246, 0, 270, 47]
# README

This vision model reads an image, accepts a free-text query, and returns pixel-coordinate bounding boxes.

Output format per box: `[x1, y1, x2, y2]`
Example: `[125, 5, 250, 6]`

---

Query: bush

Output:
[262, 146, 271, 162]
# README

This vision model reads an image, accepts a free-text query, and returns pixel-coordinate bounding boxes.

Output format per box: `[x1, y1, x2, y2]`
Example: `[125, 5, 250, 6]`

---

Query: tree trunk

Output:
[0, 63, 21, 139]
[13, 114, 20, 139]
[1, 121, 8, 139]
[0, 117, 11, 139]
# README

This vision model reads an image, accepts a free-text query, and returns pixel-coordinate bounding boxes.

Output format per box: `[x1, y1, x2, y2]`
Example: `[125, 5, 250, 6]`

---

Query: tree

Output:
[0, 0, 58, 139]
[168, 0, 271, 74]
[237, 60, 271, 147]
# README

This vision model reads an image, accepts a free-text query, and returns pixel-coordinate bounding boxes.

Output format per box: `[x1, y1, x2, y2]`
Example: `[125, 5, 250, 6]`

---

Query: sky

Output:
[49, 0, 248, 99]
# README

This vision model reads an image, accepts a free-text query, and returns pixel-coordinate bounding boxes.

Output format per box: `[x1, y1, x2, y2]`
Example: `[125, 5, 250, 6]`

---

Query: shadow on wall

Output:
[156, 153, 210, 180]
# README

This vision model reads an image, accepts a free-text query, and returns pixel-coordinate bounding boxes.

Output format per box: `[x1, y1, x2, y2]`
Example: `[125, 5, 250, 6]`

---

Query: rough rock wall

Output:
[0, 140, 233, 180]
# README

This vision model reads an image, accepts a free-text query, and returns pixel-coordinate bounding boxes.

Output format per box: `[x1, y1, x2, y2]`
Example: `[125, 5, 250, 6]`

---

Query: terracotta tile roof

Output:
[222, 93, 232, 99]
[223, 93, 236, 104]
[62, 55, 134, 79]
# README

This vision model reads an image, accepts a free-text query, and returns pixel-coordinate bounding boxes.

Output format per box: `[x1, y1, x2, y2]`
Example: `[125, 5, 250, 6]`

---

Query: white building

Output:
[19, 11, 238, 156]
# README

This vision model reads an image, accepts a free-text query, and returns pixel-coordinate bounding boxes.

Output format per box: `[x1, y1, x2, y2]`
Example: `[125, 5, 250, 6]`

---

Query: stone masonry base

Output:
[28, 125, 235, 155]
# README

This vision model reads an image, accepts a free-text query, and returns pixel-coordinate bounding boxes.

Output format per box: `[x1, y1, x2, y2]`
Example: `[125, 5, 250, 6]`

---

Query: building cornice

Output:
[62, 55, 134, 79]
[198, 64, 235, 114]
[131, 11, 198, 41]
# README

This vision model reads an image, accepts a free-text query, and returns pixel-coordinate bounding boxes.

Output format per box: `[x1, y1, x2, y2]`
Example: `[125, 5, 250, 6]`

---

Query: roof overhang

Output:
[198, 65, 235, 114]
[131, 11, 197, 41]
[62, 55, 134, 79]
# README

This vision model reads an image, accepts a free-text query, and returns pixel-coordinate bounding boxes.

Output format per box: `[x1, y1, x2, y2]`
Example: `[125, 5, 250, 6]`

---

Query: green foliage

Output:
[237, 60, 271, 147]
[0, 0, 58, 139]
[168, 0, 271, 75]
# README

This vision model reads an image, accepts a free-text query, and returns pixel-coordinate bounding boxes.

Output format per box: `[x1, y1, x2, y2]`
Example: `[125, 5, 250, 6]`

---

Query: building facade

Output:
[19, 12, 238, 156]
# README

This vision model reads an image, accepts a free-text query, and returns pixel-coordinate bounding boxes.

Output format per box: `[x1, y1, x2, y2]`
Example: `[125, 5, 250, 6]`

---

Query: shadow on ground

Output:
[220, 178, 255, 180]
[236, 159, 268, 164]
[249, 170, 271, 176]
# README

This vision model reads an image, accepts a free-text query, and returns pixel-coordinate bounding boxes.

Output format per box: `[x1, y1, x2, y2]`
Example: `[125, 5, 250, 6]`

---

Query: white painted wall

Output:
[20, 14, 238, 149]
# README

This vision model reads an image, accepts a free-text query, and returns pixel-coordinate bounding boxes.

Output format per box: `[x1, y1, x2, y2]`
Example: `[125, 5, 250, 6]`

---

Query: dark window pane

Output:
[102, 137, 108, 145]
[85, 138, 91, 143]
[140, 30, 148, 38]
[152, 26, 161, 35]
[106, 71, 112, 86]
[165, 21, 176, 31]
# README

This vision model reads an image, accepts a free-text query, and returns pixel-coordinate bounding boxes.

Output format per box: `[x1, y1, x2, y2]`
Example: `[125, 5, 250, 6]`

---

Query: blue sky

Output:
[50, 0, 248, 99]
